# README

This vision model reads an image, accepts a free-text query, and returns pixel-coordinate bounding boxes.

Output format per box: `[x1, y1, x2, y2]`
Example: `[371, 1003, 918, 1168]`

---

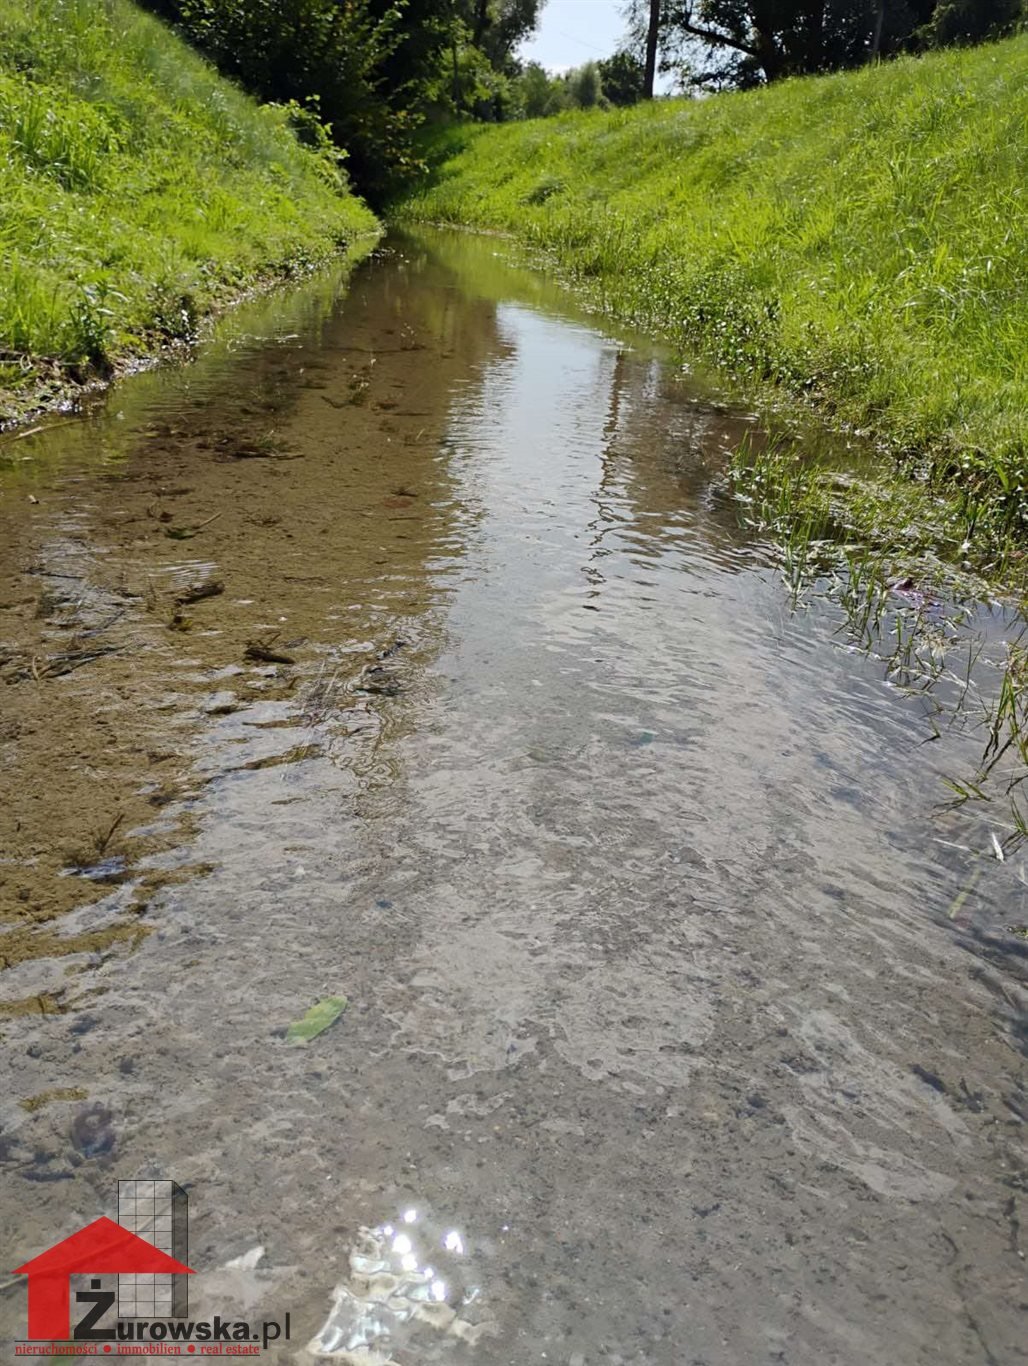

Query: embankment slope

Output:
[0, 0, 378, 423]
[401, 38, 1028, 533]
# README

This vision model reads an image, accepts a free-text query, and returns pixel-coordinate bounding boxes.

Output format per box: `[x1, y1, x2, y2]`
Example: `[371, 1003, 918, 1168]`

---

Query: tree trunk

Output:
[750, 1, 785, 81]
[870, 0, 885, 60]
[754, 28, 784, 81]
[808, 1, 825, 72]
[473, 0, 490, 48]
[643, 0, 660, 98]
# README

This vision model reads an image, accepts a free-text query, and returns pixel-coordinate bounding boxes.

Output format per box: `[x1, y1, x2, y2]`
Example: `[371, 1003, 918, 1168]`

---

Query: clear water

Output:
[0, 230, 1024, 1366]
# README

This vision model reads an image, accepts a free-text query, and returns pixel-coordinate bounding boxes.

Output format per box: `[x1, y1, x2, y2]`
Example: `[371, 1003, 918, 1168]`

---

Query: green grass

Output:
[398, 37, 1028, 566]
[0, 0, 378, 421]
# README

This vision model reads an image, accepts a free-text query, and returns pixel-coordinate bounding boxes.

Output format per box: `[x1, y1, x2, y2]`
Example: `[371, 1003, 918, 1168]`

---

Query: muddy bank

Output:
[0, 232, 1025, 1366]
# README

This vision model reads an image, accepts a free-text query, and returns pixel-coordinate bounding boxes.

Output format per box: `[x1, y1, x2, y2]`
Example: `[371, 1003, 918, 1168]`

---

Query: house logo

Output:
[13, 1182, 192, 1341]
[12, 1180, 292, 1354]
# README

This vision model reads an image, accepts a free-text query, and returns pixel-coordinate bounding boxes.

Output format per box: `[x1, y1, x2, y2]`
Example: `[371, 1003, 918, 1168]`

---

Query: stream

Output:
[0, 229, 1025, 1366]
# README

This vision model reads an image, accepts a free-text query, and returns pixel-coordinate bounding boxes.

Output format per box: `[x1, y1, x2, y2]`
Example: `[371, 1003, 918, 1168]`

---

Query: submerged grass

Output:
[399, 36, 1028, 570]
[0, 0, 378, 422]
[726, 435, 1028, 852]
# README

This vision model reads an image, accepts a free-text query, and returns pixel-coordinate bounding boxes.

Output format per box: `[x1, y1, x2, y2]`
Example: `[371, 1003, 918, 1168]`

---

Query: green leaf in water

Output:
[286, 995, 347, 1044]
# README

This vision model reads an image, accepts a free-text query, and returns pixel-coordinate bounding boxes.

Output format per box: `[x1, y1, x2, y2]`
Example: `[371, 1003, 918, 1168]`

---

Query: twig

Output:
[95, 812, 124, 857]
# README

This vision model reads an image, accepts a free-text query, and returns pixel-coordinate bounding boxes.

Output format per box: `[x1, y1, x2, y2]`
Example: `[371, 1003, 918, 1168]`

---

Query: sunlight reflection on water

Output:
[308, 1207, 491, 1363]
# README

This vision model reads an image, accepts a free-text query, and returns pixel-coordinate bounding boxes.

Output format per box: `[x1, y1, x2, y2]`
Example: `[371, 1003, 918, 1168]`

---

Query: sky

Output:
[518, 0, 631, 73]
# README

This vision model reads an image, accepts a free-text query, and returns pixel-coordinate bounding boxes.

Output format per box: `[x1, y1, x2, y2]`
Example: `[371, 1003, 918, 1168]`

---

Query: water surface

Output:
[0, 230, 1024, 1366]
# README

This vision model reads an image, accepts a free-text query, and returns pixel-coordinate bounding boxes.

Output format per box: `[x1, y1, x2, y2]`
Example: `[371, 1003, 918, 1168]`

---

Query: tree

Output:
[925, 0, 1025, 45]
[567, 60, 603, 107]
[443, 1, 546, 115]
[137, 0, 417, 195]
[598, 49, 646, 104]
[514, 60, 559, 115]
[640, 0, 1025, 91]
[658, 0, 848, 85]
[136, 0, 547, 193]
[456, 0, 545, 66]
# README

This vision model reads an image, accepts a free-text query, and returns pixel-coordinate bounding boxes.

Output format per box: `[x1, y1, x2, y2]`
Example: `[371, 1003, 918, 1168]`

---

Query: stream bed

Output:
[0, 230, 1025, 1365]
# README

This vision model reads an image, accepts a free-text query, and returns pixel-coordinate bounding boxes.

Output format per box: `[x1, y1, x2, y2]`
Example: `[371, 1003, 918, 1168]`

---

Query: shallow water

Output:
[1, 231, 1025, 1366]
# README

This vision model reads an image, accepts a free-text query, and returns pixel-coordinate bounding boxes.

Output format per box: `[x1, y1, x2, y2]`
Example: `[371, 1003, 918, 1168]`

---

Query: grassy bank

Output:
[0, 0, 378, 425]
[399, 37, 1028, 576]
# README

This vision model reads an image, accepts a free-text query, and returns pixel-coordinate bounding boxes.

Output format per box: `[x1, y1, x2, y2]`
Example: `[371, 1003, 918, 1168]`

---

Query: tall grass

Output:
[0, 0, 378, 416]
[399, 37, 1028, 554]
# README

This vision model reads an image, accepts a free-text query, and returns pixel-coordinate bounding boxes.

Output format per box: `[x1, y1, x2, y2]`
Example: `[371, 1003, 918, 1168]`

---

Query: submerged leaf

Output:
[286, 995, 347, 1044]
[947, 868, 982, 922]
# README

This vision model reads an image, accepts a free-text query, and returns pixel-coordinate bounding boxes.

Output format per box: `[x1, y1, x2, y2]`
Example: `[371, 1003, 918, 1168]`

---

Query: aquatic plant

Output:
[725, 435, 1028, 849]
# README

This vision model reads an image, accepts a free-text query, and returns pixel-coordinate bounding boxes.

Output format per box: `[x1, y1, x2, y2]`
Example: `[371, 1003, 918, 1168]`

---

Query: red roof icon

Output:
[14, 1216, 193, 1340]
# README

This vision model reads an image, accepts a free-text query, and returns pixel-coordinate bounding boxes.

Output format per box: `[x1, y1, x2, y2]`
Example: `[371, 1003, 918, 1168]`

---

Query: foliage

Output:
[136, 0, 417, 200]
[597, 50, 646, 104]
[513, 60, 561, 115]
[566, 60, 603, 109]
[400, 34, 1028, 567]
[508, 56, 646, 117]
[286, 995, 347, 1044]
[0, 0, 377, 416]
[138, 0, 545, 194]
[926, 0, 1026, 45]
[624, 0, 1026, 89]
[459, 0, 543, 65]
